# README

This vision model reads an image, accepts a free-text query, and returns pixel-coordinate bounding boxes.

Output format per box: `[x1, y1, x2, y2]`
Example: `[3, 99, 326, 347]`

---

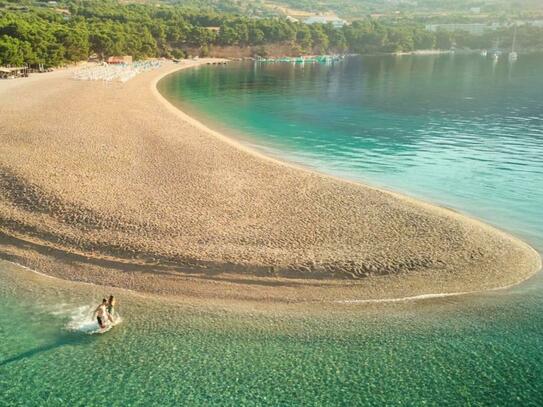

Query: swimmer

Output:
[93, 298, 108, 329]
[106, 295, 116, 323]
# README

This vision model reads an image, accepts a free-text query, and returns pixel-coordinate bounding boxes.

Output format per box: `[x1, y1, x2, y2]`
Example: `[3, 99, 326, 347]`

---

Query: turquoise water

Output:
[159, 54, 543, 249]
[2, 263, 543, 406]
[2, 54, 543, 405]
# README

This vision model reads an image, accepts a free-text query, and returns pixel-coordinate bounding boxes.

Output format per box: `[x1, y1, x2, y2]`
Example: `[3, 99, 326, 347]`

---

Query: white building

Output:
[426, 20, 543, 34]
[304, 16, 347, 28]
[425, 23, 498, 35]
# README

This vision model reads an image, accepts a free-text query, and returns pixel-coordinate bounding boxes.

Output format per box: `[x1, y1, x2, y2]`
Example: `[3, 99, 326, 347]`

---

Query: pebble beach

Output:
[0, 59, 540, 305]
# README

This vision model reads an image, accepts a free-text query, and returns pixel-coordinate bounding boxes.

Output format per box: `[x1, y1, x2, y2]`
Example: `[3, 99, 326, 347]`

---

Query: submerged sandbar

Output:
[0, 59, 540, 303]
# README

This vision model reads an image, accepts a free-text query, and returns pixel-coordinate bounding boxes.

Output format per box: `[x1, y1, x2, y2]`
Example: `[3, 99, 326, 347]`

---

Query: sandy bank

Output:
[0, 59, 540, 304]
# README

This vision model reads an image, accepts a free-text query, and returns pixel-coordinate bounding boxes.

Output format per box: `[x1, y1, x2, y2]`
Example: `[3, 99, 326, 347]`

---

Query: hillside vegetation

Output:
[1, 0, 542, 67]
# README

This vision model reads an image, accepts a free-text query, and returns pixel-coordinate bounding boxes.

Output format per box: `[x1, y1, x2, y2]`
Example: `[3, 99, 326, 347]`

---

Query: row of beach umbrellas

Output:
[73, 60, 162, 83]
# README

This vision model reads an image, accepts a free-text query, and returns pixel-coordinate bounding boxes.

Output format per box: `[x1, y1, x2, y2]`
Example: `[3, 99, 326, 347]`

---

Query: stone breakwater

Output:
[0, 60, 540, 303]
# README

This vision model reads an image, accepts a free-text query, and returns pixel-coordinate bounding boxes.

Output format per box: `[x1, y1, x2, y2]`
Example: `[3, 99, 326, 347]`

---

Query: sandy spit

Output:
[0, 59, 540, 305]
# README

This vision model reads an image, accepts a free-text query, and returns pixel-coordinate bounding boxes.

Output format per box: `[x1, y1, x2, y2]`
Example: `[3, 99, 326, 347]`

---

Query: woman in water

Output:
[106, 295, 116, 323]
[93, 298, 108, 329]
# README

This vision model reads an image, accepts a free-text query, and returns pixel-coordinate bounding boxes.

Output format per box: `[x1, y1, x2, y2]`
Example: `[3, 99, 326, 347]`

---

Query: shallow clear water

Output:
[2, 263, 543, 406]
[2, 54, 543, 406]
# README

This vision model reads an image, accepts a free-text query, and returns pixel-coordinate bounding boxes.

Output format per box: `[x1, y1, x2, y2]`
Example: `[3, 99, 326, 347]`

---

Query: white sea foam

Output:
[64, 305, 122, 334]
[64, 305, 97, 333]
[335, 292, 463, 304]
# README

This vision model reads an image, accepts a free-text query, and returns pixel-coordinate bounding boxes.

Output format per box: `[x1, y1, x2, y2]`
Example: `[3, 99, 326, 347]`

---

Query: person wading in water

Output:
[106, 295, 117, 323]
[93, 298, 108, 329]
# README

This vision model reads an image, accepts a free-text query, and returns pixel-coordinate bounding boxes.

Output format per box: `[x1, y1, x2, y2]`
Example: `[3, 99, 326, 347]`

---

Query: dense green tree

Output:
[413, 28, 436, 49]
[0, 35, 31, 65]
[310, 24, 329, 53]
[0, 0, 542, 67]
[56, 20, 90, 61]
[218, 25, 239, 46]
[248, 25, 265, 45]
[324, 23, 347, 52]
[295, 24, 312, 50]
[435, 30, 454, 49]
[386, 28, 415, 52]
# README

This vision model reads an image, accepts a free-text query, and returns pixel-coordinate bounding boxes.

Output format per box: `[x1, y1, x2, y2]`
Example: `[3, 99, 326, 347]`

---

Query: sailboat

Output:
[509, 26, 518, 61]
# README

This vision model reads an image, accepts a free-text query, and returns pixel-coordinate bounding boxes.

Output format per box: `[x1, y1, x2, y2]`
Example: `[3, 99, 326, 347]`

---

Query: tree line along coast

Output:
[1, 0, 543, 68]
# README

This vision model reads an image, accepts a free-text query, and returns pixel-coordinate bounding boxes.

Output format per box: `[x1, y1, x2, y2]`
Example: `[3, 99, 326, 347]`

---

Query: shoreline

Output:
[154, 62, 542, 303]
[155, 63, 535, 248]
[0, 59, 540, 306]
[154, 63, 541, 261]
[3, 257, 537, 308]
[154, 63, 540, 253]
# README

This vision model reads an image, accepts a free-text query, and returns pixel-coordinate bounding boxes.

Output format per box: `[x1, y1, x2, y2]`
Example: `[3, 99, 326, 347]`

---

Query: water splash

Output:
[63, 305, 122, 335]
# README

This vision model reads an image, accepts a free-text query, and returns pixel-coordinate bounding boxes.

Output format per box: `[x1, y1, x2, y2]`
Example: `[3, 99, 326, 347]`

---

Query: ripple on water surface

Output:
[2, 263, 543, 405]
